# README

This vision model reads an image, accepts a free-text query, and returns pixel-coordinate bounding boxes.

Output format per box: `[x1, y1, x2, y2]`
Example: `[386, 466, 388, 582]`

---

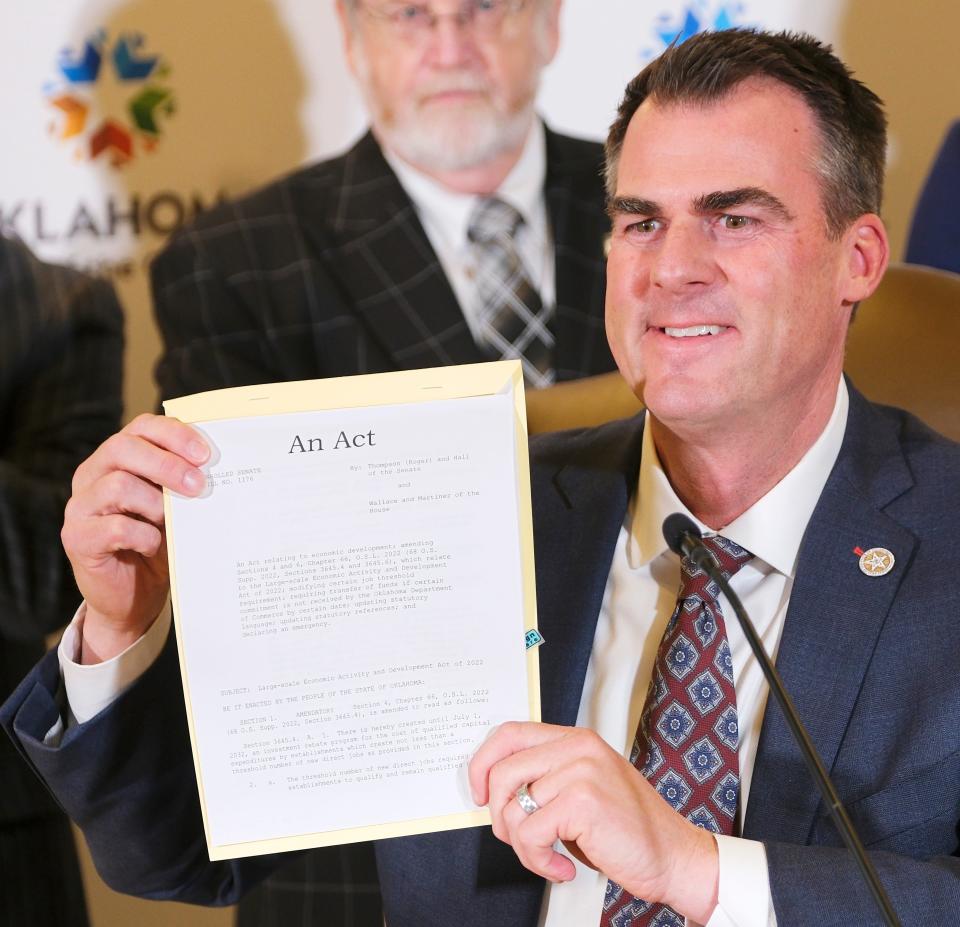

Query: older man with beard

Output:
[151, 0, 614, 405]
[144, 1, 613, 923]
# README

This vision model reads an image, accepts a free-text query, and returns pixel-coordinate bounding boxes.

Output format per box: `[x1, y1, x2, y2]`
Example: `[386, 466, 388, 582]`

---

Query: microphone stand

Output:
[673, 523, 902, 927]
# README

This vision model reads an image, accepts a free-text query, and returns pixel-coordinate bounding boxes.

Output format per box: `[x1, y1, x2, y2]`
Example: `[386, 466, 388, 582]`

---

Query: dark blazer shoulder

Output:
[530, 412, 644, 475]
[541, 126, 614, 379]
[545, 127, 603, 160]
[158, 132, 390, 257]
[836, 385, 960, 526]
[0, 235, 122, 341]
[543, 127, 606, 207]
[867, 399, 960, 469]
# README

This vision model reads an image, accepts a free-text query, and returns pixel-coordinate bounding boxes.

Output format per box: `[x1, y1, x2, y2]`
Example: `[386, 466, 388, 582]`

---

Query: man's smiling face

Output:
[605, 79, 857, 440]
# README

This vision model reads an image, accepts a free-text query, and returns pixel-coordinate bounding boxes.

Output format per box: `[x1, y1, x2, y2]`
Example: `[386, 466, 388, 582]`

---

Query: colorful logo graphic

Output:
[45, 30, 175, 167]
[641, 2, 752, 63]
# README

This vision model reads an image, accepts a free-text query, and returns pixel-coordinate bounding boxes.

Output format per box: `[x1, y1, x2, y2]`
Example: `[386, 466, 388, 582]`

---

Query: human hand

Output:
[61, 413, 209, 663]
[468, 721, 719, 923]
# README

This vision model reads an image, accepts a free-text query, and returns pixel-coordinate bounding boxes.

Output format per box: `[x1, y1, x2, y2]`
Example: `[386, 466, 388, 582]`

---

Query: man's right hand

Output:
[61, 413, 210, 664]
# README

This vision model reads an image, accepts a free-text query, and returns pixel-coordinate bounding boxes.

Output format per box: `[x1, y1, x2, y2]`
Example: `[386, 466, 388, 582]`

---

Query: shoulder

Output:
[152, 133, 382, 275]
[542, 126, 608, 229]
[195, 149, 353, 230]
[544, 127, 605, 173]
[0, 235, 121, 337]
[544, 127, 605, 192]
[873, 402, 960, 495]
[847, 395, 960, 533]
[856, 394, 960, 469]
[0, 234, 85, 302]
[159, 158, 339, 252]
[530, 413, 644, 478]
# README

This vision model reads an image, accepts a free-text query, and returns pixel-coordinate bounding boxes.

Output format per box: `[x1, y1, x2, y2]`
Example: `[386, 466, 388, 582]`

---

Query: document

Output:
[162, 361, 539, 860]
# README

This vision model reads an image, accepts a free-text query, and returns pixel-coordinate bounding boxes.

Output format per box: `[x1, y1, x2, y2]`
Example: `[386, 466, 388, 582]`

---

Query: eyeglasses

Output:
[356, 0, 529, 42]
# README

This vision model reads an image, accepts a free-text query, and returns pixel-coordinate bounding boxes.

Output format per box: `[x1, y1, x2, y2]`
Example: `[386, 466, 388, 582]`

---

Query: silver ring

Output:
[516, 782, 540, 815]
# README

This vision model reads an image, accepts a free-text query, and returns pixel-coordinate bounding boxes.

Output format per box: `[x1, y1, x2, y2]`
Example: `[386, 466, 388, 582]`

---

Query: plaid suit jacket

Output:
[0, 236, 122, 926]
[151, 127, 615, 403]
[0, 236, 123, 826]
[149, 127, 614, 926]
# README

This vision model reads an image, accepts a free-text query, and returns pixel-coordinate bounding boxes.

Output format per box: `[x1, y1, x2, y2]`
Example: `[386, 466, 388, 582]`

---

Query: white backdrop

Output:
[2, 0, 946, 417]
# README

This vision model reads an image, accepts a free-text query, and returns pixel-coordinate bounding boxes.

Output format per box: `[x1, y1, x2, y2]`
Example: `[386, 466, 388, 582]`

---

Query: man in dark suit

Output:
[4, 29, 960, 926]
[152, 0, 614, 405]
[150, 4, 613, 922]
[0, 235, 123, 925]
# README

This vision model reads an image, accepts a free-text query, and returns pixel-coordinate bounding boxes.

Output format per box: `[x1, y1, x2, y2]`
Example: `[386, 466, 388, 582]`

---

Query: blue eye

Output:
[469, 0, 509, 23]
[394, 4, 427, 22]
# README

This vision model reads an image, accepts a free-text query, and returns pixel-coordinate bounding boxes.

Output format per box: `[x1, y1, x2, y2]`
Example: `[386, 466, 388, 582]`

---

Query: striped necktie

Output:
[467, 196, 555, 387]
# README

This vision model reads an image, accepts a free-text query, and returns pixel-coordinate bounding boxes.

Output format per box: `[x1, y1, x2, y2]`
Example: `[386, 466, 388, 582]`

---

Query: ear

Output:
[538, 0, 563, 66]
[840, 213, 889, 305]
[335, 0, 359, 76]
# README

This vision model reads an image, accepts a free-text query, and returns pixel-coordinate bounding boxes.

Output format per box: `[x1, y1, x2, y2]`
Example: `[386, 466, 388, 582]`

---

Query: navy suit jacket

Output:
[3, 385, 960, 925]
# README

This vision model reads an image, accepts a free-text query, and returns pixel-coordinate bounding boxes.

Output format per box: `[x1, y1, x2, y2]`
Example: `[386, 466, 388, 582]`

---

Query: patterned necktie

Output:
[600, 536, 753, 927]
[467, 197, 555, 388]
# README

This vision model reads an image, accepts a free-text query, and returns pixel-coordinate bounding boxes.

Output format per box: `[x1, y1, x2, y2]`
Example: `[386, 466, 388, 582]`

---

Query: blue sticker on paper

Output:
[525, 629, 545, 650]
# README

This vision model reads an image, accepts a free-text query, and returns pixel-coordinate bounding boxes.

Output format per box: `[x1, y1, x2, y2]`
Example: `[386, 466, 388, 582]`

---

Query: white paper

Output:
[167, 392, 532, 849]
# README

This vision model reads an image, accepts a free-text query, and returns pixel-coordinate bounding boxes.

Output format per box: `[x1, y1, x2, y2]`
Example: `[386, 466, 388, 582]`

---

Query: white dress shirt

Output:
[58, 381, 849, 927]
[539, 378, 849, 927]
[383, 119, 556, 340]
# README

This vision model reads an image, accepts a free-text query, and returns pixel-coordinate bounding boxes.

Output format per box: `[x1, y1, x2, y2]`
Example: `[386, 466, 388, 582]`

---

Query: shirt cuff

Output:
[59, 599, 172, 725]
[701, 836, 777, 927]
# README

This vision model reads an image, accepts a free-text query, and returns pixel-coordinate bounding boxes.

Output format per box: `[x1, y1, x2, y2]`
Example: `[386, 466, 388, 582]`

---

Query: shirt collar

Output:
[382, 119, 546, 246]
[628, 378, 849, 577]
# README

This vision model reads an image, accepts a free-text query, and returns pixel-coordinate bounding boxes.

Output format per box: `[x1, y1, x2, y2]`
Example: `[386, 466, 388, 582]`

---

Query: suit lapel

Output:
[292, 129, 611, 379]
[296, 132, 483, 371]
[532, 415, 645, 726]
[744, 388, 917, 844]
[468, 416, 644, 918]
[544, 129, 612, 380]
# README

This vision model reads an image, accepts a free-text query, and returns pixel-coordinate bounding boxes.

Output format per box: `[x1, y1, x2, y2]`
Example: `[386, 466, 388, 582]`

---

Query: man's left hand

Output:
[468, 721, 719, 923]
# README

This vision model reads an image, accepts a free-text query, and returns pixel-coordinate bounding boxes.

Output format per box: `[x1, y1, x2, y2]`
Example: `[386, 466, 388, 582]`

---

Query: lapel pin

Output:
[857, 547, 895, 577]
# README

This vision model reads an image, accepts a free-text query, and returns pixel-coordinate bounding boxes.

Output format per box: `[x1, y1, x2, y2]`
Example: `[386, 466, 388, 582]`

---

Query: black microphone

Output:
[662, 513, 901, 927]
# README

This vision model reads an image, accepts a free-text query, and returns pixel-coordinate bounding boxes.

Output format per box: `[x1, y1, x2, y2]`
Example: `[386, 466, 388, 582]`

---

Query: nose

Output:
[425, 14, 478, 67]
[649, 220, 717, 292]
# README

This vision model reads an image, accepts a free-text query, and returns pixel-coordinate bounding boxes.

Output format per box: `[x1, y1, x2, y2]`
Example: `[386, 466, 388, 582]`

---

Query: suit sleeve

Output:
[150, 225, 295, 402]
[0, 235, 298, 904]
[766, 840, 960, 924]
[0, 241, 123, 643]
[0, 628, 284, 903]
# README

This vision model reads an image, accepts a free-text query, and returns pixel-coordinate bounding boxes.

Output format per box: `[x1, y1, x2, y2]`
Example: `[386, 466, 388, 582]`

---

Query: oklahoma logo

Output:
[641, 2, 751, 63]
[45, 30, 176, 168]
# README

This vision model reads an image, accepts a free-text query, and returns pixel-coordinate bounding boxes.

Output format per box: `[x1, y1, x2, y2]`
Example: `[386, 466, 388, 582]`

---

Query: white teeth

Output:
[663, 325, 725, 338]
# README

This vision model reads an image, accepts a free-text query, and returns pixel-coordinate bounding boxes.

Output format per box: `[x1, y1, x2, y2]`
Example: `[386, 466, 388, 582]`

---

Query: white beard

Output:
[379, 96, 535, 172]
[350, 39, 541, 173]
